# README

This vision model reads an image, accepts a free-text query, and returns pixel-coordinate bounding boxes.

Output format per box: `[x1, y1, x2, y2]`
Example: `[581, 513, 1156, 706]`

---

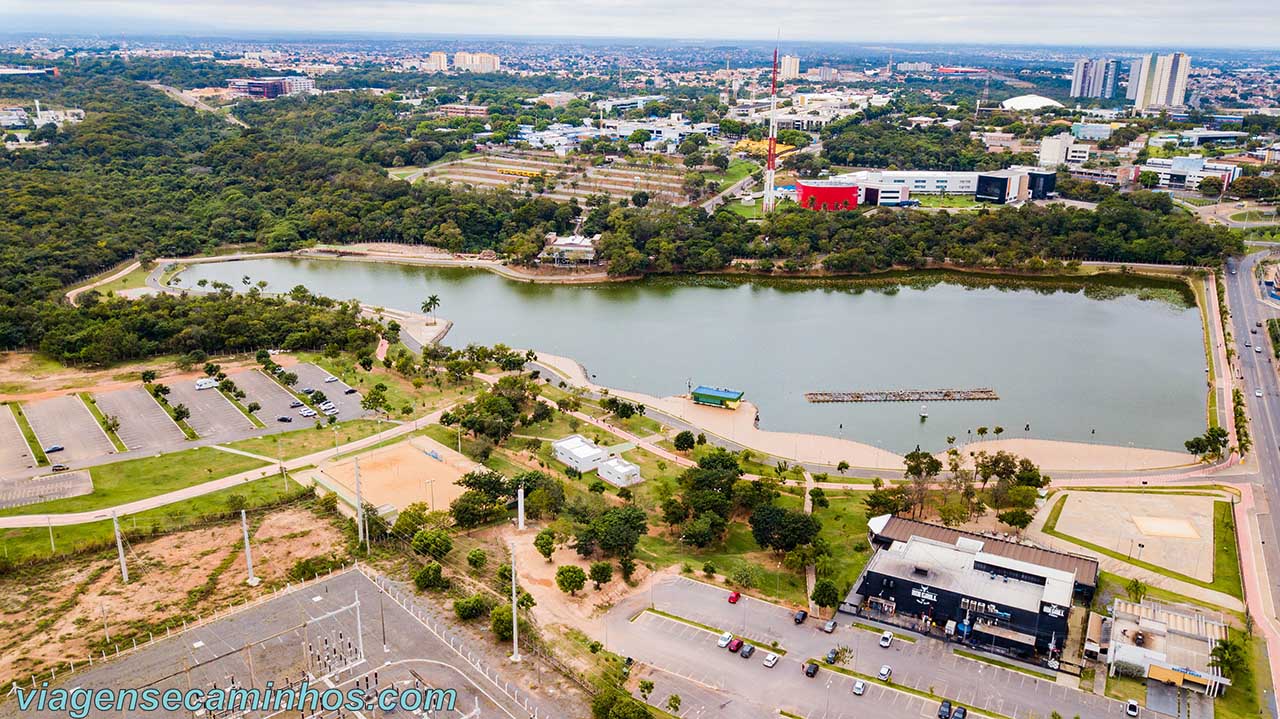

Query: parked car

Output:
[276, 415, 293, 423]
[1257, 346, 1263, 353]
[716, 632, 733, 648]
[44, 445, 64, 454]
[823, 619, 837, 633]
[938, 701, 952, 719]
[878, 665, 892, 681]
[739, 644, 755, 659]
[727, 591, 741, 604]
[1257, 389, 1264, 398]
[1259, 321, 1265, 328]
[726, 638, 744, 653]
[289, 400, 304, 408]
[950, 707, 967, 719]
[51, 463, 70, 472]
[879, 631, 894, 648]
[803, 662, 819, 678]
[762, 653, 779, 669]
[344, 388, 358, 395]
[793, 610, 808, 624]
[324, 376, 339, 383]
[824, 648, 838, 664]
[299, 408, 317, 418]
[322, 407, 339, 416]
[852, 681, 866, 696]
[301, 387, 315, 395]
[1126, 700, 1140, 717]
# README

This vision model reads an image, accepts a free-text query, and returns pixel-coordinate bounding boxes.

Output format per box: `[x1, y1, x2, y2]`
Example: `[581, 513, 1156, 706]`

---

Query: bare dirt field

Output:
[419, 152, 691, 206]
[312, 434, 478, 514]
[1054, 491, 1218, 581]
[0, 505, 345, 684]
[0, 352, 298, 402]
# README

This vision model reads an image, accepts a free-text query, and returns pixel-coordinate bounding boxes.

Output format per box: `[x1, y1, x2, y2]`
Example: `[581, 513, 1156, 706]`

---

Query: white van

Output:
[195, 378, 217, 390]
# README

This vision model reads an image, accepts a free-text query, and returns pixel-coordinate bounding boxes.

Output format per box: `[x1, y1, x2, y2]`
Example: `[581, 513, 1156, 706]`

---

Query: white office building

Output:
[779, 55, 801, 81]
[1038, 134, 1092, 167]
[836, 169, 979, 195]
[595, 95, 667, 113]
[1139, 156, 1241, 190]
[598, 457, 642, 487]
[552, 435, 606, 473]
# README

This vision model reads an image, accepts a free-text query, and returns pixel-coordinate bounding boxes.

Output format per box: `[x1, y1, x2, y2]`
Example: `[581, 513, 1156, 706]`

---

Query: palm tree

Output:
[1209, 636, 1247, 678]
[993, 426, 1004, 439]
[421, 294, 441, 325]
[976, 426, 989, 440]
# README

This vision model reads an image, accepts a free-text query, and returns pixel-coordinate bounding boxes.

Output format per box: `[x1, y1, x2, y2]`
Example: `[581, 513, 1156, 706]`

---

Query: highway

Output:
[1224, 250, 1280, 620]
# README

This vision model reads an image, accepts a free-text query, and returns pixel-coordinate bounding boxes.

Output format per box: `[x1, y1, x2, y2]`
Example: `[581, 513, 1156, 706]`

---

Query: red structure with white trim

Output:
[797, 180, 859, 211]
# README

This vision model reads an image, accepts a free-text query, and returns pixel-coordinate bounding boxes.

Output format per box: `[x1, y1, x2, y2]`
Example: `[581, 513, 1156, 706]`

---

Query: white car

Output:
[878, 664, 892, 681]
[879, 630, 893, 648]
[322, 407, 339, 416]
[319, 401, 336, 410]
[852, 680, 866, 696]
[716, 632, 733, 648]
[1126, 700, 1140, 717]
[1257, 389, 1264, 398]
[1257, 346, 1264, 353]
[298, 408, 317, 418]
[323, 376, 339, 383]
[762, 653, 779, 668]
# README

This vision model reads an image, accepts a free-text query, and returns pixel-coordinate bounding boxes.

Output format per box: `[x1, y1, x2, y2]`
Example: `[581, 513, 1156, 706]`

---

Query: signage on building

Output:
[911, 585, 938, 604]
[1042, 603, 1066, 618]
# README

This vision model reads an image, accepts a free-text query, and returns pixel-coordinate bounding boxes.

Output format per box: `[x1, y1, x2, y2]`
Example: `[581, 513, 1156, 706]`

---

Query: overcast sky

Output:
[7, 0, 1280, 48]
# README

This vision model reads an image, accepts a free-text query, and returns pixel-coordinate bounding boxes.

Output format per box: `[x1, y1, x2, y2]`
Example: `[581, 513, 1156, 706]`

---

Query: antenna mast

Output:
[763, 45, 779, 214]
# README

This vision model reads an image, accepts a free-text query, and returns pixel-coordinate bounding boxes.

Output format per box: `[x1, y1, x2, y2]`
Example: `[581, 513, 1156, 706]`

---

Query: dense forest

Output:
[821, 119, 1038, 170]
[0, 57, 1245, 358]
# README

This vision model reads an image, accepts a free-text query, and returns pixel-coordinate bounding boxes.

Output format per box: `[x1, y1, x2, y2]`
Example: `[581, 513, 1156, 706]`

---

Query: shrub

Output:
[453, 594, 490, 621]
[413, 562, 450, 591]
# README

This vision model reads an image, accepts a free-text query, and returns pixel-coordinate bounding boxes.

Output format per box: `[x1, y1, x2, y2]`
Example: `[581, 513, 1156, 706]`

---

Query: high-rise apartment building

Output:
[779, 55, 800, 81]
[1129, 53, 1191, 110]
[424, 51, 449, 72]
[453, 51, 501, 73]
[1070, 58, 1119, 99]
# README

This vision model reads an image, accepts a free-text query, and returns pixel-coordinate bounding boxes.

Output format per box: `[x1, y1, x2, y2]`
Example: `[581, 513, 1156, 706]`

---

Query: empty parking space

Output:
[166, 380, 255, 440]
[291, 363, 366, 419]
[0, 405, 37, 478]
[23, 395, 115, 464]
[93, 386, 187, 451]
[233, 369, 304, 428]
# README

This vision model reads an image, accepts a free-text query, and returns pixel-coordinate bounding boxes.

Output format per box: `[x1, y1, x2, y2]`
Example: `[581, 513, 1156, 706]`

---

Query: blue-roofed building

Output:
[691, 386, 744, 409]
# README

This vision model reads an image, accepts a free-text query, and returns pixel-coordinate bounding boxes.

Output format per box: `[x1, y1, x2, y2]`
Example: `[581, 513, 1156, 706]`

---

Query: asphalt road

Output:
[93, 386, 187, 451]
[1224, 251, 1280, 623]
[607, 576, 1145, 719]
[22, 394, 116, 464]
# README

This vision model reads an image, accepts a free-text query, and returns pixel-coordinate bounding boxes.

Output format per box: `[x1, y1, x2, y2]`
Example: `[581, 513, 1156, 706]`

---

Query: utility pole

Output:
[355, 458, 365, 548]
[510, 541, 521, 662]
[242, 510, 259, 586]
[517, 485, 526, 531]
[47, 517, 54, 553]
[112, 511, 128, 583]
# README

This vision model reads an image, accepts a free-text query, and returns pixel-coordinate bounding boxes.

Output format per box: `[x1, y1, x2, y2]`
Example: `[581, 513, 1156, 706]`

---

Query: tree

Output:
[836, 460, 850, 474]
[556, 565, 587, 596]
[811, 579, 840, 614]
[666, 695, 681, 713]
[589, 561, 613, 589]
[171, 403, 190, 422]
[245, 401, 261, 414]
[997, 508, 1033, 533]
[490, 603, 515, 641]
[1199, 176, 1224, 197]
[421, 294, 441, 324]
[673, 430, 695, 451]
[467, 548, 488, 570]
[414, 562, 449, 591]
[593, 505, 648, 557]
[412, 528, 453, 559]
[1138, 170, 1160, 188]
[454, 594, 488, 620]
[1126, 577, 1148, 603]
[638, 680, 655, 701]
[534, 528, 556, 561]
[809, 487, 830, 509]
[140, 369, 157, 383]
[450, 490, 503, 529]
[1209, 636, 1247, 678]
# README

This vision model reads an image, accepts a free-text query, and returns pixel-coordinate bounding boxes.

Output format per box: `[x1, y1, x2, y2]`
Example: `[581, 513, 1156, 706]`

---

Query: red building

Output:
[797, 179, 859, 211]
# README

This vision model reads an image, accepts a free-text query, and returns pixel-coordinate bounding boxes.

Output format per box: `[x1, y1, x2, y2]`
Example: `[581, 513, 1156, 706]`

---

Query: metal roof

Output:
[872, 515, 1099, 588]
[692, 386, 744, 400]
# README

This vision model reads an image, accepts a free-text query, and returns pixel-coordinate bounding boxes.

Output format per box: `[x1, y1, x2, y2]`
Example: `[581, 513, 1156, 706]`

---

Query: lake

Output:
[174, 258, 1208, 453]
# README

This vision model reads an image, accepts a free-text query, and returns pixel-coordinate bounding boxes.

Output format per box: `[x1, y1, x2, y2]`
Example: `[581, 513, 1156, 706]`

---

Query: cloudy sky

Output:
[7, 0, 1279, 47]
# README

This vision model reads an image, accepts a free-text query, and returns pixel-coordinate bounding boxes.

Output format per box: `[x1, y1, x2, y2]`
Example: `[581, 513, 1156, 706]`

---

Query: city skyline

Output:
[7, 0, 1280, 49]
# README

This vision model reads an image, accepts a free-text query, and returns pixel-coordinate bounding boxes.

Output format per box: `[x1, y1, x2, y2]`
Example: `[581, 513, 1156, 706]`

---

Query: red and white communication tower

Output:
[762, 47, 779, 214]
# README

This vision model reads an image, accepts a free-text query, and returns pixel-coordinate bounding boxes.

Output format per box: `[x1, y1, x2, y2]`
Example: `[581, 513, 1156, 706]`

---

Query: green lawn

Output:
[1189, 276, 1219, 428]
[914, 194, 981, 209]
[0, 447, 270, 517]
[721, 201, 763, 219]
[296, 352, 485, 416]
[1104, 673, 1147, 704]
[1231, 210, 1277, 223]
[1217, 628, 1271, 719]
[712, 159, 760, 192]
[223, 419, 391, 460]
[812, 491, 873, 596]
[1044, 494, 1243, 599]
[0, 475, 305, 562]
[636, 522, 808, 605]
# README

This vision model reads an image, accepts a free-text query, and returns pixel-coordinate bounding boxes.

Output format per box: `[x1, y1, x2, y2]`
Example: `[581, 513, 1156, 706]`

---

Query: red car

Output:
[726, 638, 744, 653]
[728, 592, 741, 604]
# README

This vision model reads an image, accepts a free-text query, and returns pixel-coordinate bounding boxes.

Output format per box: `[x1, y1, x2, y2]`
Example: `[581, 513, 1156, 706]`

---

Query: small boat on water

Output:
[919, 404, 928, 419]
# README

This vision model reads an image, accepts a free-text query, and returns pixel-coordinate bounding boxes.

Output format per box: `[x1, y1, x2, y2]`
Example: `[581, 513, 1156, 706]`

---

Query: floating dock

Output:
[804, 388, 999, 403]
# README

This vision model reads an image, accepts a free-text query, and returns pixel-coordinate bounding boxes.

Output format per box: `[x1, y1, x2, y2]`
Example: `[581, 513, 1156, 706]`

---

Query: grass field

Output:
[297, 352, 484, 416]
[1231, 210, 1277, 223]
[0, 475, 305, 562]
[0, 447, 270, 517]
[914, 194, 982, 209]
[223, 419, 391, 460]
[1216, 628, 1271, 719]
[1189, 276, 1219, 428]
[712, 159, 760, 192]
[812, 491, 872, 596]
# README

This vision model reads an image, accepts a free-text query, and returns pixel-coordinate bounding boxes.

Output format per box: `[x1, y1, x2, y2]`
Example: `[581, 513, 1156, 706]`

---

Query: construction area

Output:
[411, 150, 688, 205]
[305, 434, 478, 516]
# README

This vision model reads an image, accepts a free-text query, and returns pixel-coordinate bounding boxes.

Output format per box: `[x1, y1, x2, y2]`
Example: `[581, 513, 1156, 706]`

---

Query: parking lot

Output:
[93, 386, 187, 452]
[0, 470, 93, 510]
[291, 362, 366, 419]
[605, 576, 1145, 719]
[233, 368, 304, 426]
[166, 379, 255, 441]
[0, 405, 37, 478]
[22, 395, 115, 464]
